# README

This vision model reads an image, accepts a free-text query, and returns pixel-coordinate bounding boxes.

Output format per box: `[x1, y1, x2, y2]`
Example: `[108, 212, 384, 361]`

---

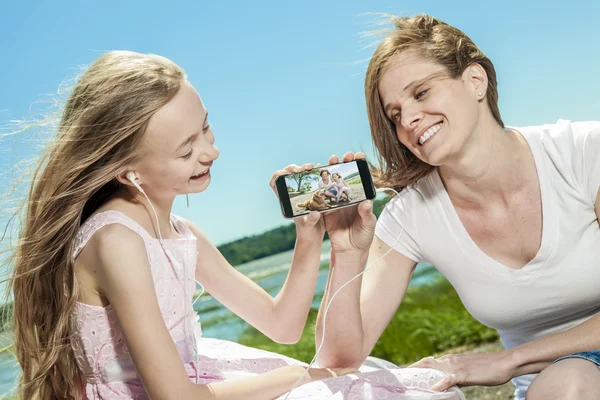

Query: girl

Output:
[5, 51, 361, 400]
[316, 14, 600, 400]
[331, 172, 350, 202]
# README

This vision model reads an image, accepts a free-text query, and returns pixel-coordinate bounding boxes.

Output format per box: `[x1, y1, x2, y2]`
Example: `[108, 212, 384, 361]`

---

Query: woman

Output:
[316, 14, 600, 400]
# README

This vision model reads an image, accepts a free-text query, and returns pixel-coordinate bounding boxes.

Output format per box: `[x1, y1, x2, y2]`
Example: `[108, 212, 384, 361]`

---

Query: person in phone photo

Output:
[332, 172, 351, 202]
[317, 169, 339, 202]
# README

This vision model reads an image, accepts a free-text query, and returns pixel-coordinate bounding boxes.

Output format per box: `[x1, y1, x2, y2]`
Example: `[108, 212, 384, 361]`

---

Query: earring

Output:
[477, 92, 483, 97]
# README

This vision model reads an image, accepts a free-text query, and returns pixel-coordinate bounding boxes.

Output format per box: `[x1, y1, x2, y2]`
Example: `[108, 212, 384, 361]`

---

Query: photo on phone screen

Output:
[275, 159, 375, 219]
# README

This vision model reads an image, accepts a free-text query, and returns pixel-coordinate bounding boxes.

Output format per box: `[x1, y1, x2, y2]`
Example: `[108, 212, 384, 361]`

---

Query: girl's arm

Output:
[91, 224, 345, 400]
[206, 365, 357, 400]
[185, 163, 326, 344]
[187, 218, 324, 344]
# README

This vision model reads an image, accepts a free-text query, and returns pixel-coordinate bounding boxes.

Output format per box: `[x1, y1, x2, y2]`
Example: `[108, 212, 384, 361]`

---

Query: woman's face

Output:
[378, 53, 486, 167]
[133, 82, 220, 197]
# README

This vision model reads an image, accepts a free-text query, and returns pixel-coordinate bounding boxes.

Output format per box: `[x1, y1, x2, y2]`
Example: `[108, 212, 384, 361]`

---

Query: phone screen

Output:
[277, 160, 374, 218]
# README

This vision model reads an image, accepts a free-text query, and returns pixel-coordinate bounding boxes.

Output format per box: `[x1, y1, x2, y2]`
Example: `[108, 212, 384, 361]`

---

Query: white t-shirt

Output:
[318, 178, 335, 190]
[375, 120, 600, 399]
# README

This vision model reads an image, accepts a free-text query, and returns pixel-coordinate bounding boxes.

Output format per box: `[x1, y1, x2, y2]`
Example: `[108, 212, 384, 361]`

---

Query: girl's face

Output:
[378, 53, 485, 167]
[333, 175, 340, 183]
[133, 82, 220, 197]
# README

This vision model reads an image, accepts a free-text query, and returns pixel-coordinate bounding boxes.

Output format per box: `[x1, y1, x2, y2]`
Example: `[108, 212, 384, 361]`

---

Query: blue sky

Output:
[1, 0, 599, 245]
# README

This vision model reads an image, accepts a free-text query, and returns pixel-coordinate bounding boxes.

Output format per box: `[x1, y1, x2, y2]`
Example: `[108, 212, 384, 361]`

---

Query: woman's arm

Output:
[311, 152, 417, 368]
[315, 236, 416, 368]
[508, 314, 600, 375]
[505, 184, 599, 373]
[410, 311, 600, 392]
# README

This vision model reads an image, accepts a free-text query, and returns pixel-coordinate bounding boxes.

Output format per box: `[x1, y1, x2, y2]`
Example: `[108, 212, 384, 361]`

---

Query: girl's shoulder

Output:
[73, 210, 154, 261]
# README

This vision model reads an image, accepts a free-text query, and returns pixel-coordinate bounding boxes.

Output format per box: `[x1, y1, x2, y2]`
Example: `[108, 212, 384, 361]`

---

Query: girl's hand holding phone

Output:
[270, 163, 325, 243]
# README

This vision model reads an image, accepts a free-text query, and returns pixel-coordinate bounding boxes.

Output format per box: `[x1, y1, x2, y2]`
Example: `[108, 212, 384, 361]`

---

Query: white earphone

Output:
[126, 171, 143, 192]
[124, 171, 205, 303]
[125, 171, 203, 383]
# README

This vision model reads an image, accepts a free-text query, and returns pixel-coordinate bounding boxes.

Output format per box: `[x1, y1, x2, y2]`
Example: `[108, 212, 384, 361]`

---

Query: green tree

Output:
[288, 170, 320, 192]
[300, 182, 312, 193]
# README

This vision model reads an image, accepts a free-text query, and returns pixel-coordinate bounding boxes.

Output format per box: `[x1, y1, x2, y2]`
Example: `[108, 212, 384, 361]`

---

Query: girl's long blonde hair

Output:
[4, 50, 185, 399]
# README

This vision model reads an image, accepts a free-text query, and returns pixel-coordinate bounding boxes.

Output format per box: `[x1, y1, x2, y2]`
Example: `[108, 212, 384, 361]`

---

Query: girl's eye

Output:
[390, 112, 401, 123]
[181, 149, 193, 160]
[203, 124, 211, 133]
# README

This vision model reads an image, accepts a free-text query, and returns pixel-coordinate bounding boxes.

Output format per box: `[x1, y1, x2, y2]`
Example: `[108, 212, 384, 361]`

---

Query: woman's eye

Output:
[416, 89, 429, 100]
[181, 150, 193, 160]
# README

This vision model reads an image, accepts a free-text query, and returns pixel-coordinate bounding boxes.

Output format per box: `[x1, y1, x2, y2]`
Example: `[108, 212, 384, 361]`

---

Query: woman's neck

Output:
[438, 121, 534, 209]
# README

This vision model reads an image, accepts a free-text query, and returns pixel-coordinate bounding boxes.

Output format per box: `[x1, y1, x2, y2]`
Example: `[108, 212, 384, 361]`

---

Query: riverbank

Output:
[236, 276, 515, 399]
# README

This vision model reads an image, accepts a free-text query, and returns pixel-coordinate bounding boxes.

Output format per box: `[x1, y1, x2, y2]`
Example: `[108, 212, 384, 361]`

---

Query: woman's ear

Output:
[464, 63, 488, 100]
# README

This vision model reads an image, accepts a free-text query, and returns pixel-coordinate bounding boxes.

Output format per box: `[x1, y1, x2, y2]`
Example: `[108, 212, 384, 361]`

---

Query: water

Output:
[196, 240, 440, 339]
[0, 240, 441, 395]
[0, 334, 18, 395]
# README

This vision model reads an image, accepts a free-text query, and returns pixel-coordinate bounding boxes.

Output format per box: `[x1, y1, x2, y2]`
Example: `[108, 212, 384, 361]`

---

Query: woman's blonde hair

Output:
[3, 50, 186, 399]
[366, 14, 503, 192]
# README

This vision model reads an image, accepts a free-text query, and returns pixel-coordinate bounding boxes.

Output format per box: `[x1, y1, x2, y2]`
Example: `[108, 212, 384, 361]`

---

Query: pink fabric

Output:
[70, 210, 463, 399]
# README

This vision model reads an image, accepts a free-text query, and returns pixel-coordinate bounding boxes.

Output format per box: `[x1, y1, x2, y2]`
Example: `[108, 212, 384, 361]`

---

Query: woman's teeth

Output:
[419, 122, 442, 145]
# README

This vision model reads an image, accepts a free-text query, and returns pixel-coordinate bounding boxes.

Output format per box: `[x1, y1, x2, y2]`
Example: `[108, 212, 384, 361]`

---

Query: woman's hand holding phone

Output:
[321, 152, 377, 254]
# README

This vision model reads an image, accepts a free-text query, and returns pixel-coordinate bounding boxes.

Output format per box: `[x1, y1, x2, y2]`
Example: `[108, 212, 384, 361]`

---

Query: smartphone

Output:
[275, 158, 376, 219]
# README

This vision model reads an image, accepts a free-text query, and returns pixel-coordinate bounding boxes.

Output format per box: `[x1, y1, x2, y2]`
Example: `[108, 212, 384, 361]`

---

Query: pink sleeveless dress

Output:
[70, 210, 464, 399]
